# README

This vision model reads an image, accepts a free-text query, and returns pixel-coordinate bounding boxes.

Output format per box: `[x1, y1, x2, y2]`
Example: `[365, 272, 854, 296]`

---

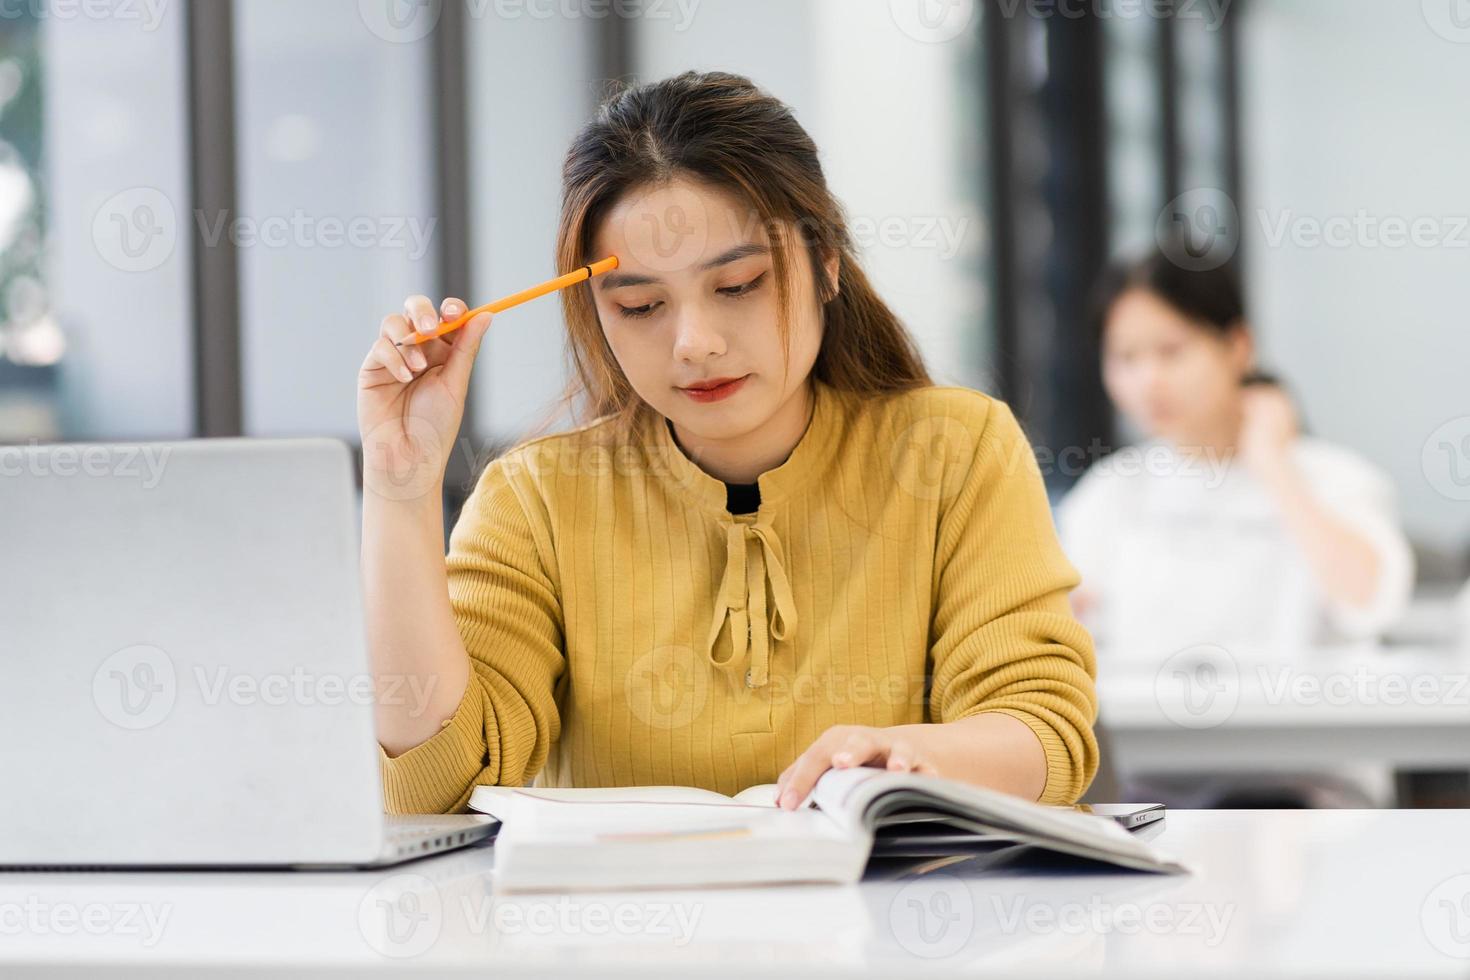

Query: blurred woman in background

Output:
[1059, 248, 1415, 806]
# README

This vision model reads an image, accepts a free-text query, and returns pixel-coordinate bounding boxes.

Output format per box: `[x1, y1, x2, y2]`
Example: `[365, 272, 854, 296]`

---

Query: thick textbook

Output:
[469, 767, 1186, 892]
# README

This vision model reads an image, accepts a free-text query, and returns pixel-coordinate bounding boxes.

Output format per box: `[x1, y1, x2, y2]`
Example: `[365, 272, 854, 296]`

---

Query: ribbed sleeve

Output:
[925, 397, 1100, 805]
[379, 455, 565, 813]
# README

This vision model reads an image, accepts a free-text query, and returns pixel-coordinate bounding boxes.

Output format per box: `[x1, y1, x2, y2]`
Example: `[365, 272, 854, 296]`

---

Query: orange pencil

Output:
[396, 255, 620, 347]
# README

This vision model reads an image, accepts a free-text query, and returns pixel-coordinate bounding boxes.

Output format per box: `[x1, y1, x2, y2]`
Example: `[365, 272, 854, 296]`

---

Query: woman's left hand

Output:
[774, 724, 940, 810]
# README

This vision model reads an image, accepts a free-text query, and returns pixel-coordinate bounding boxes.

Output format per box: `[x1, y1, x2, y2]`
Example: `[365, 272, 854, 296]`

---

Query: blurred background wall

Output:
[1, 0, 1467, 577]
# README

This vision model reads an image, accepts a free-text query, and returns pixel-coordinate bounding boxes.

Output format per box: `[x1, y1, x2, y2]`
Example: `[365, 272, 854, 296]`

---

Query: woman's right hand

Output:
[356, 295, 493, 501]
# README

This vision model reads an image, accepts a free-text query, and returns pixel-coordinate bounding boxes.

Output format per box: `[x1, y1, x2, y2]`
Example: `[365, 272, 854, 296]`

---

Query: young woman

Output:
[1060, 251, 1414, 807]
[357, 71, 1098, 815]
[1060, 251, 1414, 662]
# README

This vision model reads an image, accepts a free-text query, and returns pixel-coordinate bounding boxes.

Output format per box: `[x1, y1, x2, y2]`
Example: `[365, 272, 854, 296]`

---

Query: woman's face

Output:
[588, 177, 835, 445]
[1101, 288, 1252, 446]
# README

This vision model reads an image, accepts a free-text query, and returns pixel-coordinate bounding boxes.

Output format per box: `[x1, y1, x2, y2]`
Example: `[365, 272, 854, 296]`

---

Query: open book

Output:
[469, 767, 1186, 892]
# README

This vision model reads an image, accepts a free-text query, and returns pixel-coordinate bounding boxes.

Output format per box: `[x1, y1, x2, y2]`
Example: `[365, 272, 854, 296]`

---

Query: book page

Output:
[805, 767, 1186, 873]
[806, 767, 885, 835]
[729, 784, 780, 807]
[470, 784, 741, 821]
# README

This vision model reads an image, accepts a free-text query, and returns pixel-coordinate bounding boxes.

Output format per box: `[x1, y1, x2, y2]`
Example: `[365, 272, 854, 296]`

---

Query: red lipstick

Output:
[678, 375, 749, 404]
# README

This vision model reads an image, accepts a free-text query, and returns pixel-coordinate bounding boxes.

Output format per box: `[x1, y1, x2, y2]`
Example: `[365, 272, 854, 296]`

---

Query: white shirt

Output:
[1056, 438, 1415, 663]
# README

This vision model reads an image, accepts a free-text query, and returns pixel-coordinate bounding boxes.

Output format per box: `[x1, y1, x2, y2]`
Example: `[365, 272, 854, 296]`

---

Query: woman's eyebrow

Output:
[597, 243, 771, 290]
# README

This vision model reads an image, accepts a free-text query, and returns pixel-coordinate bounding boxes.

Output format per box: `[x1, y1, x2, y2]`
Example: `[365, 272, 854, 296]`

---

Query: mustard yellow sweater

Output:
[380, 379, 1099, 812]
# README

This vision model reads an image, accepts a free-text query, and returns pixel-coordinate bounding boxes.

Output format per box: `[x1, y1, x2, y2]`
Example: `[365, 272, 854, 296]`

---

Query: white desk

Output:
[5, 810, 1470, 977]
[1099, 645, 1470, 773]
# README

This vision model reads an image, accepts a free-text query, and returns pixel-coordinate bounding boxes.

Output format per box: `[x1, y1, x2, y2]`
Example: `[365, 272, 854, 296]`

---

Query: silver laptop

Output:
[0, 437, 494, 868]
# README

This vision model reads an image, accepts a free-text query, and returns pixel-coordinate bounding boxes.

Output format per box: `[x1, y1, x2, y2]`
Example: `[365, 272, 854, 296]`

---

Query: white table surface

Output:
[6, 809, 1470, 977]
[1098, 644, 1470, 772]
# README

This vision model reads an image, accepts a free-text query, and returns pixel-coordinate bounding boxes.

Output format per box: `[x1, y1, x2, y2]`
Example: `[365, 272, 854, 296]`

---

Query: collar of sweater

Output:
[640, 380, 846, 690]
[643, 377, 846, 516]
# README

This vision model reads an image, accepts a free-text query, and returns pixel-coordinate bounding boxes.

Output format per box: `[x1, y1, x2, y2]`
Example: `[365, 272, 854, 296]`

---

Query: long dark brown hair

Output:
[543, 70, 932, 437]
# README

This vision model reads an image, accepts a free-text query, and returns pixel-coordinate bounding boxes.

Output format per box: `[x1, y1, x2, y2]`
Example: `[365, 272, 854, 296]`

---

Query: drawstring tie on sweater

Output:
[703, 519, 798, 689]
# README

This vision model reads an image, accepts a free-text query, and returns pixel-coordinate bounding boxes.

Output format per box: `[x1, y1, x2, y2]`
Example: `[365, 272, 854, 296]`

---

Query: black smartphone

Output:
[1080, 803, 1166, 831]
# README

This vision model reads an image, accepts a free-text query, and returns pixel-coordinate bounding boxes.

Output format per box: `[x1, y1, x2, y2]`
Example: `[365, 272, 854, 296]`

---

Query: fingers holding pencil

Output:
[439, 300, 493, 392]
[361, 318, 417, 386]
[361, 298, 488, 389]
[362, 303, 429, 385]
[406, 295, 470, 376]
